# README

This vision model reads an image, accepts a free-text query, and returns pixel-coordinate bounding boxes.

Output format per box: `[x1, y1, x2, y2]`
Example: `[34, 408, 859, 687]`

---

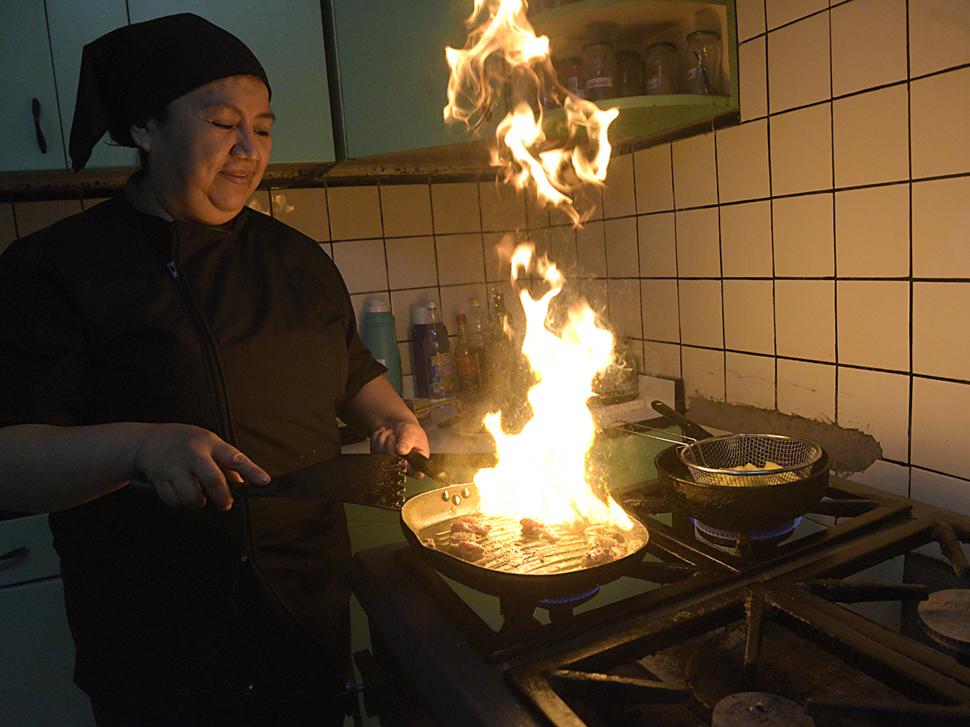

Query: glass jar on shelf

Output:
[560, 56, 585, 99]
[643, 42, 679, 95]
[615, 49, 644, 97]
[684, 29, 722, 95]
[582, 39, 616, 101]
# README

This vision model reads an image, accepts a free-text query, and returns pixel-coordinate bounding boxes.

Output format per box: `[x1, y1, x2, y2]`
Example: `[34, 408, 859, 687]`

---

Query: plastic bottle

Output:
[423, 302, 455, 399]
[410, 303, 433, 398]
[360, 298, 403, 395]
[454, 313, 481, 397]
[467, 298, 488, 368]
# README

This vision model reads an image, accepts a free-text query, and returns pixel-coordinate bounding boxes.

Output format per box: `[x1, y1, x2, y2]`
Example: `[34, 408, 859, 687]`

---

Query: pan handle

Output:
[406, 450, 451, 483]
[650, 400, 714, 441]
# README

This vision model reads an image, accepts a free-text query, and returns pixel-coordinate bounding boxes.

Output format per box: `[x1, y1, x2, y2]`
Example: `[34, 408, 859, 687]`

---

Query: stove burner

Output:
[918, 588, 970, 658]
[537, 586, 601, 608]
[693, 518, 801, 549]
[711, 692, 814, 727]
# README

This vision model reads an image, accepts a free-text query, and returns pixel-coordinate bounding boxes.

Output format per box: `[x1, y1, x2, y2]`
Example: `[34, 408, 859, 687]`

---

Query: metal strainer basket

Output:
[677, 434, 823, 487]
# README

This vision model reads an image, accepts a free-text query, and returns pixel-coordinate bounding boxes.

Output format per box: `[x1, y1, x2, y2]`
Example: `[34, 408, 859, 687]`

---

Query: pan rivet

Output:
[452, 495, 462, 506]
[461, 487, 471, 498]
[440, 490, 450, 501]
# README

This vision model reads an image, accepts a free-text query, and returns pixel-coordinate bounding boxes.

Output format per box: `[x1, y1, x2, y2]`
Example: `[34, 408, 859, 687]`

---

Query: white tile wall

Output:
[773, 193, 834, 277]
[738, 36, 767, 122]
[638, 214, 677, 277]
[675, 208, 720, 277]
[672, 132, 717, 208]
[912, 176, 970, 278]
[716, 120, 770, 203]
[837, 281, 910, 371]
[720, 202, 773, 277]
[830, 0, 907, 97]
[777, 359, 835, 421]
[767, 11, 830, 113]
[770, 104, 833, 195]
[909, 0, 970, 77]
[837, 367, 910, 462]
[723, 280, 774, 354]
[726, 352, 775, 409]
[833, 85, 909, 187]
[910, 67, 970, 178]
[835, 185, 909, 278]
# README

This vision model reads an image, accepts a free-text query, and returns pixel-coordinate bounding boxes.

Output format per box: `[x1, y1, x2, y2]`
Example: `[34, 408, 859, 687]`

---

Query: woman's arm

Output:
[342, 376, 430, 463]
[0, 422, 269, 512]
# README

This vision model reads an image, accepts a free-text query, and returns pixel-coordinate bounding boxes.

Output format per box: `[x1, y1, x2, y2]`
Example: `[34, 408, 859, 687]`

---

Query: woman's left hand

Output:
[370, 421, 430, 477]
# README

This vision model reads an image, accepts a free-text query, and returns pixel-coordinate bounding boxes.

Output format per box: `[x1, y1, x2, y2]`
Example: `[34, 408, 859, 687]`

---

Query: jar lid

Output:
[365, 297, 390, 313]
[687, 29, 721, 40]
[645, 41, 678, 52]
[582, 39, 614, 51]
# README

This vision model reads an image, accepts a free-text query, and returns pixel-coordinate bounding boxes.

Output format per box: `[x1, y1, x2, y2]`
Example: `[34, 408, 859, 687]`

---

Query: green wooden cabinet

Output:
[46, 0, 136, 170]
[0, 2, 67, 171]
[128, 0, 336, 164]
[326, 0, 474, 159]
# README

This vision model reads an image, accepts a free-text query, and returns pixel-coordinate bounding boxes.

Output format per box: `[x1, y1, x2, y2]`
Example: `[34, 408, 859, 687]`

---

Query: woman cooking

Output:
[0, 13, 427, 726]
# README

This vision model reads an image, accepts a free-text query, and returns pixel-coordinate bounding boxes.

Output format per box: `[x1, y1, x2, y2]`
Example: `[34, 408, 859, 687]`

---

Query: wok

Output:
[400, 453, 651, 601]
[650, 404, 831, 531]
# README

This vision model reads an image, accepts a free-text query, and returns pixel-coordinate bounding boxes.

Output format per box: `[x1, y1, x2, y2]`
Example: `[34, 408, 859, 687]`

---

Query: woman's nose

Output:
[232, 127, 259, 159]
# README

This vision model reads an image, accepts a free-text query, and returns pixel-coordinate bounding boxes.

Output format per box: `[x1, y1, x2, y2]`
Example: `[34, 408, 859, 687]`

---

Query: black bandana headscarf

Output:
[69, 13, 271, 172]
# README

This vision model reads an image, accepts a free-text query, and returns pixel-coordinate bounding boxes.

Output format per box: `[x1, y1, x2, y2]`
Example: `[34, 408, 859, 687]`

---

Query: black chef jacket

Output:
[0, 194, 385, 700]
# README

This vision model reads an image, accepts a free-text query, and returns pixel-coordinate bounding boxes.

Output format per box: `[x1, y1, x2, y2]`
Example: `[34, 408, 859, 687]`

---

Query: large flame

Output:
[473, 244, 634, 530]
[444, 0, 619, 226]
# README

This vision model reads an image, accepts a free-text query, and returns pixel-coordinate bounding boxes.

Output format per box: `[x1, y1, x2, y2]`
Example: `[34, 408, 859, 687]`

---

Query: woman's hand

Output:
[370, 421, 430, 478]
[130, 423, 270, 511]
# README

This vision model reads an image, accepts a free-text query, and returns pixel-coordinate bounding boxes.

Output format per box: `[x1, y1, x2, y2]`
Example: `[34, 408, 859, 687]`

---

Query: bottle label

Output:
[428, 353, 455, 398]
[456, 354, 480, 391]
[587, 76, 613, 89]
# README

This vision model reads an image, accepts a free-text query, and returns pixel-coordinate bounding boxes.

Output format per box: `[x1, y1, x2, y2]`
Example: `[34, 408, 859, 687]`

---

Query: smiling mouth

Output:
[220, 170, 252, 185]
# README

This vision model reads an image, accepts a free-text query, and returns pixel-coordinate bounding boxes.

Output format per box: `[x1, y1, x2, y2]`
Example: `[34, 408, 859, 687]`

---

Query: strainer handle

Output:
[651, 400, 714, 441]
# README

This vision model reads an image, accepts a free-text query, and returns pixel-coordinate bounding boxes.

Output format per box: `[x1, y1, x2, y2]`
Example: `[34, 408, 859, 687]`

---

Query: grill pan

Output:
[401, 453, 650, 600]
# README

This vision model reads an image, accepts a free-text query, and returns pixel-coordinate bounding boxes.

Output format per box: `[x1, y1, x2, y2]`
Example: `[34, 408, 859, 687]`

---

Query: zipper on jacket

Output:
[166, 234, 254, 563]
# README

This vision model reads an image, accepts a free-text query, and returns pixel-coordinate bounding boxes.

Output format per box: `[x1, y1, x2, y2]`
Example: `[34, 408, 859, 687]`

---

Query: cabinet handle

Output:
[0, 546, 29, 565]
[31, 98, 48, 154]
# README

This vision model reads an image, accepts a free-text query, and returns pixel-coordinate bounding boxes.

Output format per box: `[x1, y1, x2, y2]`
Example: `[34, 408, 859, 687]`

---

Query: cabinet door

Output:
[46, 0, 136, 170]
[128, 0, 335, 164]
[0, 578, 95, 725]
[0, 1, 67, 171]
[327, 0, 474, 158]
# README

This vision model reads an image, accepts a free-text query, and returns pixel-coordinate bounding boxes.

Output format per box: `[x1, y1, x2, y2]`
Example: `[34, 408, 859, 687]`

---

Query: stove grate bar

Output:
[550, 668, 691, 704]
[807, 697, 970, 726]
[743, 589, 766, 680]
[800, 578, 930, 603]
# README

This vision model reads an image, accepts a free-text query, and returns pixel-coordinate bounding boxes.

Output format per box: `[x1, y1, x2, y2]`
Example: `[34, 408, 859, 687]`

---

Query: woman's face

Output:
[133, 75, 273, 225]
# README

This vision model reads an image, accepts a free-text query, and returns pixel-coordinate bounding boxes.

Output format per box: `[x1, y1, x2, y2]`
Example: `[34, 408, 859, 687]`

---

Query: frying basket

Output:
[678, 434, 822, 487]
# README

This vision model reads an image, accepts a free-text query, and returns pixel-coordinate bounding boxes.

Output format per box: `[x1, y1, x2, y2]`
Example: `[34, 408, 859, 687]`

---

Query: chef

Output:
[0, 13, 428, 726]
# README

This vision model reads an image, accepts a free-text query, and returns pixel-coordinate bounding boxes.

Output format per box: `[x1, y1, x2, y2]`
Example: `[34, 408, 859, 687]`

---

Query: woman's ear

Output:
[129, 123, 152, 153]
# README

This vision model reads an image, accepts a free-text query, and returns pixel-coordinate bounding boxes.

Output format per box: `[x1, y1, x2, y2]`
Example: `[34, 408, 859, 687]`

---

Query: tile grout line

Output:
[905, 0, 915, 498]
[828, 5, 839, 428]
[764, 0, 779, 413]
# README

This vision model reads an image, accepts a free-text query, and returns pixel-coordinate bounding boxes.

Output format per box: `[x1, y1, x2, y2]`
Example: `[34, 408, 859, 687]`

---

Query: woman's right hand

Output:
[130, 423, 270, 511]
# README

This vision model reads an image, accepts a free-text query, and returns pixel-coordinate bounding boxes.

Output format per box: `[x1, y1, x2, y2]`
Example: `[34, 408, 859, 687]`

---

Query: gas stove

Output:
[349, 474, 970, 726]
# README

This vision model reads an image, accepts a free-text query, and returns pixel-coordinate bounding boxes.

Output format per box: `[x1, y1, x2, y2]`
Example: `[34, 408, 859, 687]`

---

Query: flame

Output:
[444, 0, 619, 226]
[472, 243, 634, 530]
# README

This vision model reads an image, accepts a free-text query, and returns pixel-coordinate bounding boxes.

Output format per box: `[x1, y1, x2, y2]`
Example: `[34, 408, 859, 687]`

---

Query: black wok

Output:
[654, 444, 831, 532]
[401, 453, 651, 601]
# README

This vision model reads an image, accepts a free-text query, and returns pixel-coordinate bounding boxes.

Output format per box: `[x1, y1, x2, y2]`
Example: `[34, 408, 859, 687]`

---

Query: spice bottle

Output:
[644, 42, 679, 94]
[615, 49, 644, 97]
[560, 56, 585, 98]
[360, 298, 402, 395]
[684, 30, 722, 95]
[454, 313, 481, 397]
[423, 302, 455, 399]
[583, 39, 616, 101]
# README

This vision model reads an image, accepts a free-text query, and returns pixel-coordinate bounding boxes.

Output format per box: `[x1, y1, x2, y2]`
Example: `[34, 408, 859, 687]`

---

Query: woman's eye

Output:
[255, 128, 271, 138]
[211, 121, 234, 129]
